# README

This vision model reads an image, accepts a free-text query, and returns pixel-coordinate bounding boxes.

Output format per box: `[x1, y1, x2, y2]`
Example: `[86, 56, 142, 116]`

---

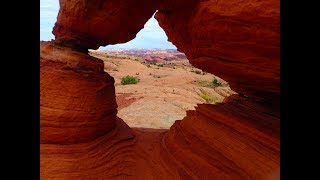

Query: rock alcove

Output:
[40, 0, 280, 179]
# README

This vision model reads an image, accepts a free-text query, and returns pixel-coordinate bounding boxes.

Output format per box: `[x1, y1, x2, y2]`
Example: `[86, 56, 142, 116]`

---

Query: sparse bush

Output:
[157, 64, 164, 67]
[200, 93, 215, 103]
[191, 69, 202, 74]
[121, 75, 139, 85]
[195, 70, 201, 74]
[212, 79, 222, 86]
[198, 89, 222, 104]
[197, 80, 212, 88]
[153, 75, 161, 78]
[197, 78, 223, 88]
[147, 64, 151, 68]
[202, 71, 208, 75]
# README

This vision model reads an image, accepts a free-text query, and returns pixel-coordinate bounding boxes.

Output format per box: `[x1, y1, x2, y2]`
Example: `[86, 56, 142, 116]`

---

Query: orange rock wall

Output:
[40, 42, 117, 144]
[53, 0, 158, 50]
[160, 95, 280, 179]
[41, 0, 280, 178]
[156, 0, 280, 102]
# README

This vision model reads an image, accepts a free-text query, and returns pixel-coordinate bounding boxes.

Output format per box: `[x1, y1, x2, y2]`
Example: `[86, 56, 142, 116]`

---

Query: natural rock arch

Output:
[53, 0, 279, 103]
[41, 0, 280, 179]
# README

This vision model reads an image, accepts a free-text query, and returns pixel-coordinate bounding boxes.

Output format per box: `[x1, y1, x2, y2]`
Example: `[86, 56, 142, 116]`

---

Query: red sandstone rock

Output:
[41, 94, 279, 179]
[161, 95, 279, 179]
[40, 41, 118, 144]
[155, 0, 280, 102]
[53, 0, 158, 50]
[41, 0, 280, 178]
[41, 117, 136, 179]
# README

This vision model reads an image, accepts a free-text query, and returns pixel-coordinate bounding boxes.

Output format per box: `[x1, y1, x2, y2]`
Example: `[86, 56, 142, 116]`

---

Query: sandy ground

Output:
[90, 52, 235, 129]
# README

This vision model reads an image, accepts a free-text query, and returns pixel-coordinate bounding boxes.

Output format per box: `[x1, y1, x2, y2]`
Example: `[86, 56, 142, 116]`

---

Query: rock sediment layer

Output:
[41, 0, 280, 178]
[53, 0, 157, 50]
[155, 0, 280, 102]
[40, 41, 117, 144]
[160, 95, 279, 179]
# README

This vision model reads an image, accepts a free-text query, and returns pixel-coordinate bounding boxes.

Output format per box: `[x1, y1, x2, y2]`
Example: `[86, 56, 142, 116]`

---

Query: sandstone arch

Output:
[41, 0, 280, 179]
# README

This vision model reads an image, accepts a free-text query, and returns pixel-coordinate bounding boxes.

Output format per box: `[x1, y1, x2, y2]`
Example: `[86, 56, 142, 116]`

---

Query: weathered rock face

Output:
[41, 0, 280, 178]
[41, 117, 136, 179]
[41, 94, 280, 179]
[53, 0, 157, 50]
[40, 41, 117, 144]
[160, 95, 280, 179]
[155, 0, 280, 103]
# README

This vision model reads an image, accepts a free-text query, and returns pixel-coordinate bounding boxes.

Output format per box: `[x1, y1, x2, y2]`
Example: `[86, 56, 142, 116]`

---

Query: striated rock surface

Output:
[53, 0, 157, 50]
[41, 0, 280, 178]
[160, 95, 280, 179]
[41, 95, 279, 179]
[41, 117, 136, 179]
[40, 41, 117, 144]
[155, 0, 280, 102]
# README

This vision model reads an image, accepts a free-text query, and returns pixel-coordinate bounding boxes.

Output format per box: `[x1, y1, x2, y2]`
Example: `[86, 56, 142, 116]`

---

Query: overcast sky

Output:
[40, 0, 176, 49]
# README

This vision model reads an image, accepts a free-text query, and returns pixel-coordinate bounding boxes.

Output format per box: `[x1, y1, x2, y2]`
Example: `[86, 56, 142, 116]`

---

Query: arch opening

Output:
[89, 14, 235, 129]
[40, 1, 234, 131]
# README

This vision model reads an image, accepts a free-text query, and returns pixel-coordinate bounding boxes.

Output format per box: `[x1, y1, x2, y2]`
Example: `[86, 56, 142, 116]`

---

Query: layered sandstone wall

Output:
[41, 0, 280, 179]
[160, 95, 280, 179]
[155, 0, 280, 103]
[53, 0, 158, 50]
[40, 41, 118, 144]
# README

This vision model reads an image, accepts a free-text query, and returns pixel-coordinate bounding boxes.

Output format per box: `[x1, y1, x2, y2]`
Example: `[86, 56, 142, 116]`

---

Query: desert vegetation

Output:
[198, 88, 222, 104]
[190, 69, 207, 75]
[121, 75, 140, 85]
[197, 78, 224, 88]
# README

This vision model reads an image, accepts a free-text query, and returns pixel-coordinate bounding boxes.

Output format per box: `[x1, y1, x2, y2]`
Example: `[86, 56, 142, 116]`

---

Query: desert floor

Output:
[90, 52, 235, 129]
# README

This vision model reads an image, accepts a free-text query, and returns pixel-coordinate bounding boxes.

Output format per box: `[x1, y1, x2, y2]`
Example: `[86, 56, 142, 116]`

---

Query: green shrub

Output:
[194, 70, 201, 74]
[191, 69, 202, 74]
[197, 78, 223, 88]
[200, 93, 215, 103]
[121, 75, 139, 85]
[212, 79, 222, 86]
[198, 88, 222, 104]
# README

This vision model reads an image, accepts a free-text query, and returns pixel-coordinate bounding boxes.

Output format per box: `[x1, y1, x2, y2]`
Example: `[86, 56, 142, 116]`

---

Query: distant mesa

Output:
[92, 49, 187, 63]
